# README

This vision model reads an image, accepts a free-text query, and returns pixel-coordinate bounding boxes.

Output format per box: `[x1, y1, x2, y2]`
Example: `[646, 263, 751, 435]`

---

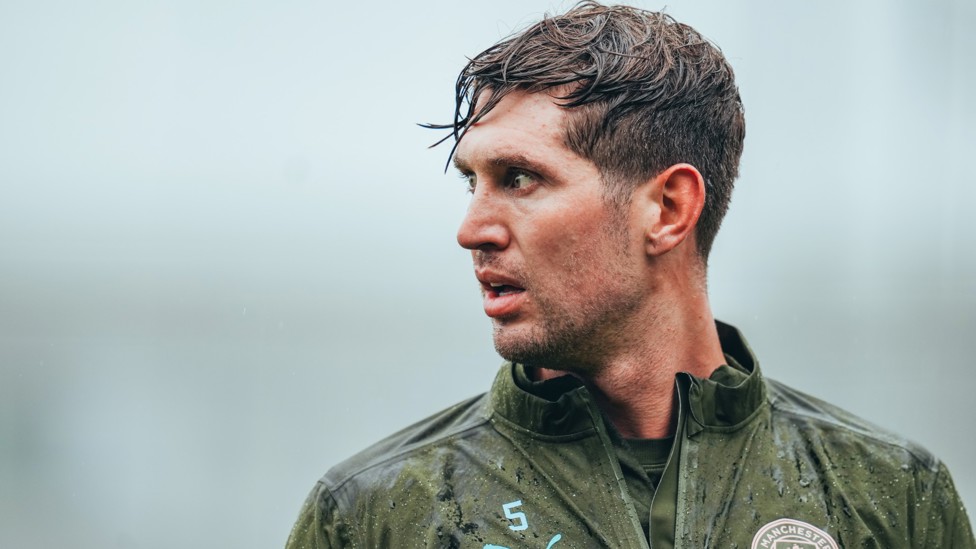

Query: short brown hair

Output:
[430, 1, 745, 261]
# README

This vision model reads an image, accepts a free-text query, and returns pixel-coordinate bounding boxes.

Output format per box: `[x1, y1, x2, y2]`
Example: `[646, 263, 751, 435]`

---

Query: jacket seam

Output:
[488, 412, 598, 442]
[767, 402, 938, 469]
[689, 400, 769, 434]
[313, 480, 362, 547]
[325, 417, 492, 493]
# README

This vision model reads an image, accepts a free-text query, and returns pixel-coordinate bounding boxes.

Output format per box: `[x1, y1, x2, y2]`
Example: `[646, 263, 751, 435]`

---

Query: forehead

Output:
[453, 90, 579, 172]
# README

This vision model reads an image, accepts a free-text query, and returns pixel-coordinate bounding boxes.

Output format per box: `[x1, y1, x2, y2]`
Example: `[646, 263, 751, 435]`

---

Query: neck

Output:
[532, 273, 724, 439]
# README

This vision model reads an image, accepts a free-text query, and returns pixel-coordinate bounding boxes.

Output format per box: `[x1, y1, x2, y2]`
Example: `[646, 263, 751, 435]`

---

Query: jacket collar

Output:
[683, 321, 767, 437]
[487, 321, 767, 438]
[487, 363, 598, 437]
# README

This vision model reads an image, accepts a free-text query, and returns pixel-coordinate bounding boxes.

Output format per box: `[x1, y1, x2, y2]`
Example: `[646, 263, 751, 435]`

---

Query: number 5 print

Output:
[502, 500, 528, 531]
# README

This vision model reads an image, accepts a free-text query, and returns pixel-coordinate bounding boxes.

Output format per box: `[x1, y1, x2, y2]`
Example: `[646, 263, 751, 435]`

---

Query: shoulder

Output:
[763, 377, 939, 472]
[323, 391, 492, 491]
[288, 392, 507, 547]
[746, 379, 974, 546]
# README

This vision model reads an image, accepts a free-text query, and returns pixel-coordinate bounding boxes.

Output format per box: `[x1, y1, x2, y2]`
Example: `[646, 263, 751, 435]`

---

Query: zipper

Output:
[582, 390, 653, 549]
[647, 373, 692, 549]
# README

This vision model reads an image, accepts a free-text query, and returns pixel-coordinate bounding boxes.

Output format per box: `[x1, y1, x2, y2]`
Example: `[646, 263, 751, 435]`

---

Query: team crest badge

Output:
[750, 518, 839, 549]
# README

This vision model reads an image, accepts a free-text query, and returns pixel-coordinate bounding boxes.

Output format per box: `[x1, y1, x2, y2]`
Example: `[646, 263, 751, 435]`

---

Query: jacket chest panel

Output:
[351, 433, 646, 548]
[675, 420, 917, 548]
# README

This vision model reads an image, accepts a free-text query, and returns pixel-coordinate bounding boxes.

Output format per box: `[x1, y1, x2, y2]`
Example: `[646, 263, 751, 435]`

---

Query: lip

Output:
[475, 269, 527, 318]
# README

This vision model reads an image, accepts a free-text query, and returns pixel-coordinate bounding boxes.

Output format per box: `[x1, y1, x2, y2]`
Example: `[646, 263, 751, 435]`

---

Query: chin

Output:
[492, 331, 550, 365]
[493, 331, 583, 373]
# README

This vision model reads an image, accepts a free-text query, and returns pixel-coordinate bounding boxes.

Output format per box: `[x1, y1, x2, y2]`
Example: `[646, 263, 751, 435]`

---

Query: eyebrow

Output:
[452, 155, 470, 173]
[452, 152, 543, 174]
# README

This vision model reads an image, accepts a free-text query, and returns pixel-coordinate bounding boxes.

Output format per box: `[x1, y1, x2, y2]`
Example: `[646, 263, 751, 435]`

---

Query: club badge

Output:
[751, 518, 839, 549]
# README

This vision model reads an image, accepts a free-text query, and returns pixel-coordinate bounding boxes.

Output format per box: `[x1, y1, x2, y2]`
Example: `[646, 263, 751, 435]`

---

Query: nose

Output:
[456, 186, 510, 251]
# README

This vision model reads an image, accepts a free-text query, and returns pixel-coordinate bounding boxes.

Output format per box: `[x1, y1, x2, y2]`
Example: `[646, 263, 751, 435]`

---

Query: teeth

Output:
[489, 282, 520, 296]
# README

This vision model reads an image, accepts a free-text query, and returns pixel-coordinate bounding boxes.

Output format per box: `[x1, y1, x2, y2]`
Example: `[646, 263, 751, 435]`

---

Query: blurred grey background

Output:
[1, 0, 973, 547]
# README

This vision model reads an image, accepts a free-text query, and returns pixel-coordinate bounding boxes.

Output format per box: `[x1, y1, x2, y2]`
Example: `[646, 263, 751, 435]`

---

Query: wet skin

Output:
[454, 90, 651, 371]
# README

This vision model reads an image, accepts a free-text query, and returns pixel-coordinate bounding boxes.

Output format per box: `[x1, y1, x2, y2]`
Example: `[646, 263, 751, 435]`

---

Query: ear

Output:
[635, 163, 705, 257]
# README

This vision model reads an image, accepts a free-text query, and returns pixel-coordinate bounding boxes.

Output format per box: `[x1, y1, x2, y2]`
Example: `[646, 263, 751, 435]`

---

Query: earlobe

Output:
[642, 163, 706, 257]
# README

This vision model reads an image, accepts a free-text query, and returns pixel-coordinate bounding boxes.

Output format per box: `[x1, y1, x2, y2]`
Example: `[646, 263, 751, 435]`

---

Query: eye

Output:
[459, 172, 477, 194]
[507, 170, 535, 190]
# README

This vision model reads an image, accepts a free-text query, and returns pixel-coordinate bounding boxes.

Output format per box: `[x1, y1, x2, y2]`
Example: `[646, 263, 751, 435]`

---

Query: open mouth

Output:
[479, 274, 527, 318]
[489, 282, 525, 297]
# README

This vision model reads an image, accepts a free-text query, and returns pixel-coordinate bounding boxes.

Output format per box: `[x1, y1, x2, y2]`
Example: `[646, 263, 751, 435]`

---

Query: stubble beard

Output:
[489, 207, 643, 375]
[492, 280, 643, 375]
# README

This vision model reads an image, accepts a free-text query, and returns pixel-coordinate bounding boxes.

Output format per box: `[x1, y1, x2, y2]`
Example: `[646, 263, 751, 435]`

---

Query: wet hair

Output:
[427, 1, 745, 261]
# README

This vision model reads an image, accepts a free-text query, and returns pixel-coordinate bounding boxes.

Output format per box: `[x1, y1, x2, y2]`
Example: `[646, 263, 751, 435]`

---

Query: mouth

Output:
[486, 282, 526, 298]
[476, 271, 528, 318]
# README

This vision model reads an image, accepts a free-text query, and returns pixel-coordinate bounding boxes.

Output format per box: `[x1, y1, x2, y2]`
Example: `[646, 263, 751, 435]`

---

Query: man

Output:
[287, 2, 974, 547]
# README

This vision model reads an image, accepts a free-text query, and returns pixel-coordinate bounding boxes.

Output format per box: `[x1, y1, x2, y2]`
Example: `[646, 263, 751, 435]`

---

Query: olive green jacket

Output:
[286, 323, 974, 548]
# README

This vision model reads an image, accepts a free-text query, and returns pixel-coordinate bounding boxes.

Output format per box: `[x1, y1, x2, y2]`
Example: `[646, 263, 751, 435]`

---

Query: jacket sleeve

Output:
[917, 461, 975, 548]
[285, 481, 356, 549]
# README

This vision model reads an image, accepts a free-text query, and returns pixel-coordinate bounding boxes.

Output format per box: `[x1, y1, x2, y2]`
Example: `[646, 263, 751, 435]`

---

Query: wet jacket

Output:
[286, 322, 974, 548]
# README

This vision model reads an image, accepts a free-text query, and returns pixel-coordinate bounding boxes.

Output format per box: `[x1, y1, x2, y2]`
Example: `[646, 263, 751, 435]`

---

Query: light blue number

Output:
[502, 499, 528, 531]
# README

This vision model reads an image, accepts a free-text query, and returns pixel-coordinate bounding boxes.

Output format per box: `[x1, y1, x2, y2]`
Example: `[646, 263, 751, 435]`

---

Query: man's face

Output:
[454, 91, 649, 371]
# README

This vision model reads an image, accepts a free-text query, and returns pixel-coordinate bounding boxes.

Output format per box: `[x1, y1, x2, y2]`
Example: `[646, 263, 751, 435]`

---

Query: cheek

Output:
[532, 216, 618, 279]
